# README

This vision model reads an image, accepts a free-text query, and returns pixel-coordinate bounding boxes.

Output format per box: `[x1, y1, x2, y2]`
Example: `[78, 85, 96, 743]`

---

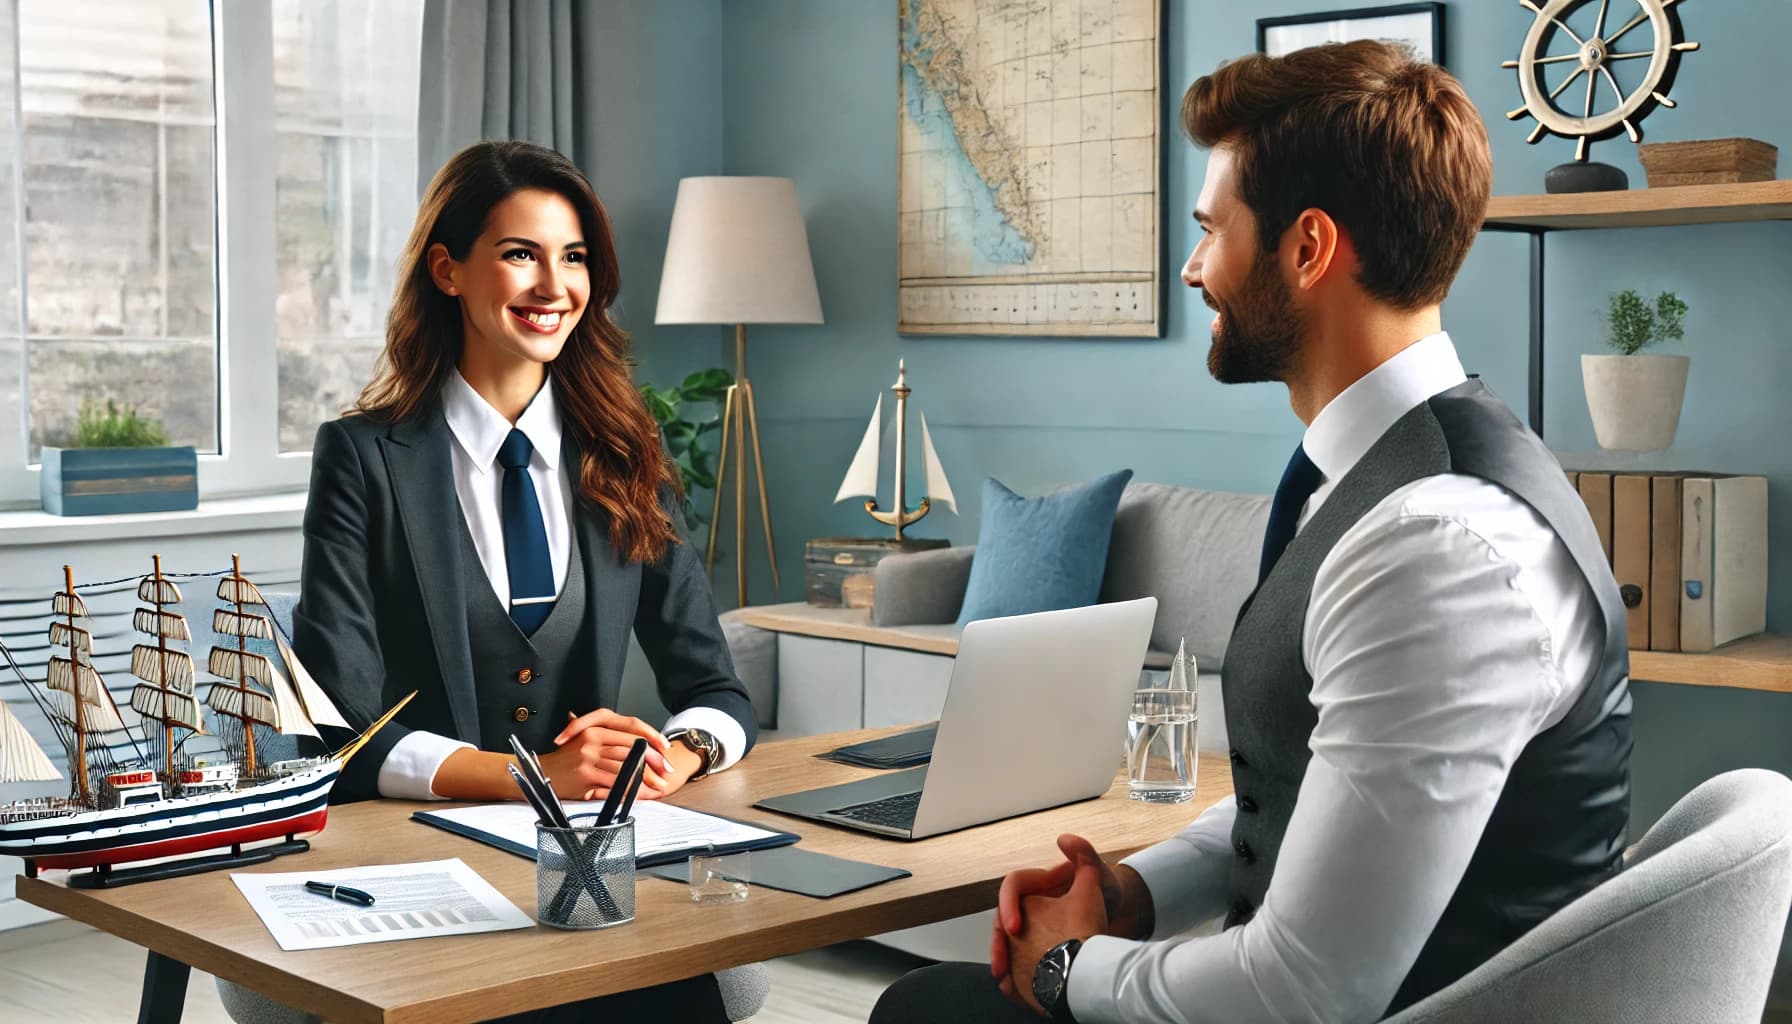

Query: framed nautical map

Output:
[898, 0, 1162, 338]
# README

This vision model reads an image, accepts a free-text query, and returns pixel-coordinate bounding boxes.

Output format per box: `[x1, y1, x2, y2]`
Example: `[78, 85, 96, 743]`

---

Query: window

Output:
[0, 0, 423, 506]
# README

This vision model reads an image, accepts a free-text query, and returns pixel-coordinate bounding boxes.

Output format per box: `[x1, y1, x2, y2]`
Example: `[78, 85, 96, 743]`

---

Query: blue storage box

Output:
[39, 446, 199, 516]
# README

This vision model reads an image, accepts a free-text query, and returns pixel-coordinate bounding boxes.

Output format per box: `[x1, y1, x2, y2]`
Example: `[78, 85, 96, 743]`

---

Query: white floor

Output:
[0, 919, 926, 1023]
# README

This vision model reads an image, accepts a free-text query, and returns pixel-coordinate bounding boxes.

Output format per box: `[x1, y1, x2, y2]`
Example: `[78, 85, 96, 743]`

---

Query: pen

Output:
[596, 738, 648, 827]
[507, 762, 556, 827]
[614, 745, 649, 825]
[304, 880, 375, 907]
[508, 733, 571, 828]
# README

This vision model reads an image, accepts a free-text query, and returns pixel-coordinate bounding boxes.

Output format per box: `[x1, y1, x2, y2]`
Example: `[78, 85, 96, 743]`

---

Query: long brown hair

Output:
[1182, 40, 1491, 309]
[358, 140, 679, 564]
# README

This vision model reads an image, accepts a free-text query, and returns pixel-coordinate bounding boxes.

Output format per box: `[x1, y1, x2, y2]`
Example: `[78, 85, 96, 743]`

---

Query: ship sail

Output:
[52, 592, 87, 618]
[47, 621, 91, 656]
[129, 687, 204, 734]
[213, 609, 273, 640]
[138, 577, 182, 605]
[46, 656, 128, 732]
[919, 414, 957, 514]
[275, 633, 351, 732]
[133, 608, 191, 642]
[0, 701, 62, 783]
[834, 393, 883, 503]
[130, 646, 195, 689]
[206, 684, 279, 730]
[216, 576, 267, 608]
[208, 648, 273, 688]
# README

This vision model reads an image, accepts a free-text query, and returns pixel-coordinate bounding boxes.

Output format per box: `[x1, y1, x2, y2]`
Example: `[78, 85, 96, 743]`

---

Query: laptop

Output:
[754, 597, 1157, 840]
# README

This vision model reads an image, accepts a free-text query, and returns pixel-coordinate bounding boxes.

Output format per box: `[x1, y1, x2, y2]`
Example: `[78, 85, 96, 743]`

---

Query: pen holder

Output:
[536, 815, 635, 930]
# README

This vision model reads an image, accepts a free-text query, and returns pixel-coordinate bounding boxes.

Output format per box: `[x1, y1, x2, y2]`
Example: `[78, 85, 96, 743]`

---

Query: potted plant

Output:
[1582, 290, 1690, 452]
[640, 368, 732, 546]
[40, 399, 198, 515]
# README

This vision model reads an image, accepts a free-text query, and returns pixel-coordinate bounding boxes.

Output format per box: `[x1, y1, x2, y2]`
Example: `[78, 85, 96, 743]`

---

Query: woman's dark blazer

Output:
[295, 403, 756, 801]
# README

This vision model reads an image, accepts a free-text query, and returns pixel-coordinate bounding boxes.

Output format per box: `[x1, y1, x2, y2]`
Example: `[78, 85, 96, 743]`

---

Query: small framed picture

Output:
[1258, 3, 1446, 66]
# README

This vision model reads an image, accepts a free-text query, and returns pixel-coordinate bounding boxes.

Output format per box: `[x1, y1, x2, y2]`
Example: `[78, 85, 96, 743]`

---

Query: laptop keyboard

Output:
[828, 790, 921, 830]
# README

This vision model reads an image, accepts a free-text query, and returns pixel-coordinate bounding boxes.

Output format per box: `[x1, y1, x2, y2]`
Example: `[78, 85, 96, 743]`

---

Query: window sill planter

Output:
[39, 446, 199, 516]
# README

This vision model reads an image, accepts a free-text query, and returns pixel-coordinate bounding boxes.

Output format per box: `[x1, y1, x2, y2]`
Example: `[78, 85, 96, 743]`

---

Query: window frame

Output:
[0, 0, 389, 510]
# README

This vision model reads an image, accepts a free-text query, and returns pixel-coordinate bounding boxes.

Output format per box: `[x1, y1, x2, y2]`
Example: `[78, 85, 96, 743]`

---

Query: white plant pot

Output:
[1581, 353, 1690, 452]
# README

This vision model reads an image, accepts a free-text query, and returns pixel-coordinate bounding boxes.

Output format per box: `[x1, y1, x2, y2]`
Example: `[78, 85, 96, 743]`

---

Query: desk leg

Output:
[138, 951, 190, 1024]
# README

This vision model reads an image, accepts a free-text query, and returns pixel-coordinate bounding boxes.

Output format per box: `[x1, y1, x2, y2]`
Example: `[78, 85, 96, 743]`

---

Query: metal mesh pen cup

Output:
[536, 815, 635, 929]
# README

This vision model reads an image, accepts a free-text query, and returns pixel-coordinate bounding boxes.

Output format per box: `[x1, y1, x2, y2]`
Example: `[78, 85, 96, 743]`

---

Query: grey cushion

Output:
[873, 546, 976, 626]
[719, 609, 778, 729]
[1383, 768, 1792, 1023]
[1099, 483, 1270, 672]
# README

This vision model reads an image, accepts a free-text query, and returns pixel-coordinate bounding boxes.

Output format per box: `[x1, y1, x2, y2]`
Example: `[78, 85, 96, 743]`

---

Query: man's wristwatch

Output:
[1031, 937, 1083, 1023]
[663, 728, 720, 780]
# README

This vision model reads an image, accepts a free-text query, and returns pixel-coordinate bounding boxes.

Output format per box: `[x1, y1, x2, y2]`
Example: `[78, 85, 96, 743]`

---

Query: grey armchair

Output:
[1383, 768, 1792, 1023]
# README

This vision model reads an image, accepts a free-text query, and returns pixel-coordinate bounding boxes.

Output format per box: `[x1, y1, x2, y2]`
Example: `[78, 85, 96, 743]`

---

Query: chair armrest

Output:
[872, 546, 976, 626]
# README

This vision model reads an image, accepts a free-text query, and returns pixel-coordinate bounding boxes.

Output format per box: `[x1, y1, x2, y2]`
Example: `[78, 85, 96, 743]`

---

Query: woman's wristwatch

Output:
[663, 727, 720, 780]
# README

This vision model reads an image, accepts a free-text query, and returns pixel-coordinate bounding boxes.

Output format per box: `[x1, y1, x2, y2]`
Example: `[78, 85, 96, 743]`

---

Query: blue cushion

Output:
[956, 469, 1133, 626]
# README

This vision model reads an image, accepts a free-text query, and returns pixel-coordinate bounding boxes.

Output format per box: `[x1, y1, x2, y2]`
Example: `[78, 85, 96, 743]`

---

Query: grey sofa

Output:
[724, 481, 1271, 755]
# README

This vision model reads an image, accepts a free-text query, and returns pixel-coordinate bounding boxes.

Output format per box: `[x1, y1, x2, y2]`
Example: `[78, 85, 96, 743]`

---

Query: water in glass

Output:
[1129, 687, 1197, 803]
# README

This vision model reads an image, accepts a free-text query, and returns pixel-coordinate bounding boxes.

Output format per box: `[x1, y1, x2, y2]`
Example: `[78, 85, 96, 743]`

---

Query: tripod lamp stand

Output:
[655, 176, 823, 607]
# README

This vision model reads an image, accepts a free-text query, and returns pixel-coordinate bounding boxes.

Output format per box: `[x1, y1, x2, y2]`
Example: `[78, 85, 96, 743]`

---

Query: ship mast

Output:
[206, 554, 280, 778]
[46, 567, 127, 806]
[129, 554, 203, 787]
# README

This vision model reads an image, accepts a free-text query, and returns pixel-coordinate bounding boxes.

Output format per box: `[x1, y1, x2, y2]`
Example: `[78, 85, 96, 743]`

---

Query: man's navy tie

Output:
[498, 429, 555, 634]
[1258, 443, 1324, 585]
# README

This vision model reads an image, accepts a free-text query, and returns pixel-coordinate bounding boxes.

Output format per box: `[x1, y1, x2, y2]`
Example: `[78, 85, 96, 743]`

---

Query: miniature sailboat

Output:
[834, 360, 956, 540]
[0, 557, 408, 887]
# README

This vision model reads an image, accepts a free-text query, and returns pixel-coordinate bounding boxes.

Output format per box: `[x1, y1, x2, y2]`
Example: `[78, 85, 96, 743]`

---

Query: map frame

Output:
[897, 0, 1164, 339]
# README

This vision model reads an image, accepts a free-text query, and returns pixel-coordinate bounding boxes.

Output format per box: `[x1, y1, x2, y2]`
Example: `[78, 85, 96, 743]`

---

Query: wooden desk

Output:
[17, 729, 1231, 1024]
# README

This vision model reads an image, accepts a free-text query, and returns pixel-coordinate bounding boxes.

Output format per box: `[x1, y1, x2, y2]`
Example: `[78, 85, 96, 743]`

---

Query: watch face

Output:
[1032, 944, 1069, 1009]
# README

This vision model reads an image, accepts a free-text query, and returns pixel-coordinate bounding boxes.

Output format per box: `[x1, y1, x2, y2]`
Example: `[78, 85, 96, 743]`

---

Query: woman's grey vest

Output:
[1221, 379, 1633, 1016]
[459, 519, 599, 754]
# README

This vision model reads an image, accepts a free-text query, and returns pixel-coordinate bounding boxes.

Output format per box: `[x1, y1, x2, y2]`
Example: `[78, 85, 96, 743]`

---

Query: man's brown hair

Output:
[1182, 40, 1492, 309]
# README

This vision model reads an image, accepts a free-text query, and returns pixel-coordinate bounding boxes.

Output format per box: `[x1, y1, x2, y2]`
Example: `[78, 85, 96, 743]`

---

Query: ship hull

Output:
[0, 761, 339, 871]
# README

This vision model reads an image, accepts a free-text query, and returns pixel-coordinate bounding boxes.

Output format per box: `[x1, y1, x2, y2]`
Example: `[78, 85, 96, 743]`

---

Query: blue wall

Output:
[716, 0, 1792, 943]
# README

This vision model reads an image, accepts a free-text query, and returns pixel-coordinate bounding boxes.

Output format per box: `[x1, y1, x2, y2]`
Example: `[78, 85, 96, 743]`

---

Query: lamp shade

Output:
[655, 176, 824, 325]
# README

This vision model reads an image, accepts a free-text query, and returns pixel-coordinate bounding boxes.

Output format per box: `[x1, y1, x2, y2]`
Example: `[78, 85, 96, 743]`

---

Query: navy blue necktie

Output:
[1258, 444, 1323, 585]
[498, 429, 555, 635]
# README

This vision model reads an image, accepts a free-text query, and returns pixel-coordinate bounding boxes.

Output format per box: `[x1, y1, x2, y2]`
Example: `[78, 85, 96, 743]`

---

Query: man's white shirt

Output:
[1069, 333, 1605, 1023]
[376, 370, 744, 800]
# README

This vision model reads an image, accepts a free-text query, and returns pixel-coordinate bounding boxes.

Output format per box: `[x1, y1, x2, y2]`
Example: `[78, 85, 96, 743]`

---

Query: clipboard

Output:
[413, 800, 800, 869]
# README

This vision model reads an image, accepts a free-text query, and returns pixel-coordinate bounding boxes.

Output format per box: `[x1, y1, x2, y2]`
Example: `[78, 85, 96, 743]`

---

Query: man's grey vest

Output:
[1221, 380, 1633, 1016]
[459, 519, 598, 754]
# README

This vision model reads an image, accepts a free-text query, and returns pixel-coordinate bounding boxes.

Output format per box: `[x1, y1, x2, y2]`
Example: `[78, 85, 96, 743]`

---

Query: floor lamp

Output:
[655, 177, 824, 607]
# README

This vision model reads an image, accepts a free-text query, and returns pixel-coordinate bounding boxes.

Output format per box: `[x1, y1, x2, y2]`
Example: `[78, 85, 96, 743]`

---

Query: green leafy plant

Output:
[640, 368, 733, 536]
[1605, 289, 1688, 355]
[70, 399, 170, 448]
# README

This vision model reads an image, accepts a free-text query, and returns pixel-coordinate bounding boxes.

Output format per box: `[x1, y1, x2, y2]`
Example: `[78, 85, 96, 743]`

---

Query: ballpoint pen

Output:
[596, 738, 649, 827]
[304, 880, 375, 908]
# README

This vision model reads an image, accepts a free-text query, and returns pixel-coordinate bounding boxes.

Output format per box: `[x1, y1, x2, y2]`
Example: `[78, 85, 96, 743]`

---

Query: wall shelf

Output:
[1485, 179, 1792, 231]
[1632, 634, 1792, 694]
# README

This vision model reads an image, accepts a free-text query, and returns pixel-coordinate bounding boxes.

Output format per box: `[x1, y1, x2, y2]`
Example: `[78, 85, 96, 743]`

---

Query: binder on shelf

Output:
[1649, 474, 1683, 652]
[1577, 472, 1615, 565]
[1612, 475, 1653, 650]
[1680, 475, 1769, 653]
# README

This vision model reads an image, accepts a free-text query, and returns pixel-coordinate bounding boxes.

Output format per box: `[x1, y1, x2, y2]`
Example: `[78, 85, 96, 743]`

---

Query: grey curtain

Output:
[417, 0, 601, 195]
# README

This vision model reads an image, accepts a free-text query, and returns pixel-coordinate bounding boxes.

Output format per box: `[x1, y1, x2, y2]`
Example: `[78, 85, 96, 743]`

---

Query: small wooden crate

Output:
[1638, 138, 1778, 187]
[804, 536, 950, 609]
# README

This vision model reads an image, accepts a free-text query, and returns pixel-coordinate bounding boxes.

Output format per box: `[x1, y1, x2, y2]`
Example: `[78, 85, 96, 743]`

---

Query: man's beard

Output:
[1205, 253, 1303, 385]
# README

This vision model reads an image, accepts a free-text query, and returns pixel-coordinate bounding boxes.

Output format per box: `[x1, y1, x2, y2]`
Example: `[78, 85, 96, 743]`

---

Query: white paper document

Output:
[232, 857, 532, 951]
[420, 799, 784, 861]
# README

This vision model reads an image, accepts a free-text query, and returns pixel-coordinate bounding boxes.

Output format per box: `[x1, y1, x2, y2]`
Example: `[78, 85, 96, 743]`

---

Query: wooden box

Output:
[1638, 138, 1778, 188]
[39, 446, 199, 516]
[804, 536, 949, 609]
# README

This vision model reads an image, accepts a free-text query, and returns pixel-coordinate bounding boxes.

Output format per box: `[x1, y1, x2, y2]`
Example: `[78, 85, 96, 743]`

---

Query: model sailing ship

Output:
[0, 555, 407, 886]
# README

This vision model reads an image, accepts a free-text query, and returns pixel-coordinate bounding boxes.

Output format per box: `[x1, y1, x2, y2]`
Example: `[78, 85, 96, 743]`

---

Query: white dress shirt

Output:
[1070, 333, 1606, 1023]
[378, 370, 745, 800]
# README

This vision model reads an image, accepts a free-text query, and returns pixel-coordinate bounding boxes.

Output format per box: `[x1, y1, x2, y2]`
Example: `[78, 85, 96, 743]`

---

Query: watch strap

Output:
[665, 728, 718, 779]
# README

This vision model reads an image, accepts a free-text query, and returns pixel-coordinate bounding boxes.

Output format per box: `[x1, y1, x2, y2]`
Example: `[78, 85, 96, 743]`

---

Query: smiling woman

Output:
[293, 140, 757, 1020]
